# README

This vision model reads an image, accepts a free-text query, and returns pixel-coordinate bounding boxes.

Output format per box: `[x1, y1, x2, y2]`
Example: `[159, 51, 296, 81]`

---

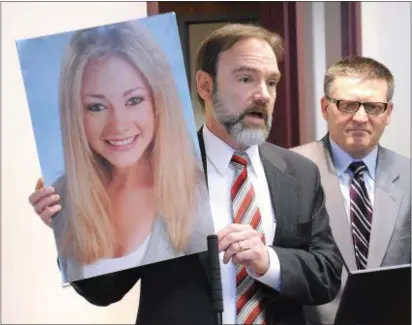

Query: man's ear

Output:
[320, 96, 329, 121]
[196, 70, 213, 103]
[385, 101, 394, 126]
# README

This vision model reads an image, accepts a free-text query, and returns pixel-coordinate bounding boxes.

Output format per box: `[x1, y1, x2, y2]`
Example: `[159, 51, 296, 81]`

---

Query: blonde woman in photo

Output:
[28, 21, 214, 283]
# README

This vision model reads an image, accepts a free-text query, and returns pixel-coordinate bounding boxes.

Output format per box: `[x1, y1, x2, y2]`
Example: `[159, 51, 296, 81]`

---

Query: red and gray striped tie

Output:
[231, 152, 267, 324]
[349, 161, 373, 270]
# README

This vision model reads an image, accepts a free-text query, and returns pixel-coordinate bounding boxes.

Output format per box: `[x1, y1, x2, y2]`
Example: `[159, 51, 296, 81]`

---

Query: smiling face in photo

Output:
[82, 54, 155, 169]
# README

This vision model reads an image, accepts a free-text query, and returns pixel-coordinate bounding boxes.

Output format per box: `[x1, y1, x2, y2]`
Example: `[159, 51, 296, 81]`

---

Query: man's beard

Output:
[211, 90, 272, 148]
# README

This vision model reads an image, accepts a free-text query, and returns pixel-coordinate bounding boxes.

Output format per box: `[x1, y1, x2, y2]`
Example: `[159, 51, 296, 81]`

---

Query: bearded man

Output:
[29, 23, 342, 325]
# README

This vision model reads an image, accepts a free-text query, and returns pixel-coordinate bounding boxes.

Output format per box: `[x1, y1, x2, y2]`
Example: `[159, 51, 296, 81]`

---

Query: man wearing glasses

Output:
[292, 56, 411, 325]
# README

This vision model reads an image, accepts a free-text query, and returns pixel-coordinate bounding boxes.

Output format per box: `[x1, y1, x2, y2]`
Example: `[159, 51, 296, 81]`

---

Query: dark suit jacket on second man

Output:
[66, 130, 343, 325]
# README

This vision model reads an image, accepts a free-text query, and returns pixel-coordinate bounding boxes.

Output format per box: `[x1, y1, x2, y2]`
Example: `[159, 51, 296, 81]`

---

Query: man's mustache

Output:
[232, 104, 270, 125]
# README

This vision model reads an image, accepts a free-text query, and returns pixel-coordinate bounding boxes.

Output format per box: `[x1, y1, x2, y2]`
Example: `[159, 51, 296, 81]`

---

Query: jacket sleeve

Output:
[58, 259, 142, 306]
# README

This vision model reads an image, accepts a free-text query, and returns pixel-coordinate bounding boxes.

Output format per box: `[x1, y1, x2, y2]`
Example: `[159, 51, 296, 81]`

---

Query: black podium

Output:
[334, 263, 411, 325]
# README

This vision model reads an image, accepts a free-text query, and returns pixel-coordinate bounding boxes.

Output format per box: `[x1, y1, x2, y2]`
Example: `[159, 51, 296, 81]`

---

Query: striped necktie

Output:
[348, 161, 373, 270]
[231, 152, 267, 324]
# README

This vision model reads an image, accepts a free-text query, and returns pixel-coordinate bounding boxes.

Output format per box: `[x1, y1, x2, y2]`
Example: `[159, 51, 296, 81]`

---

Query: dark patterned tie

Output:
[231, 152, 267, 324]
[348, 161, 373, 270]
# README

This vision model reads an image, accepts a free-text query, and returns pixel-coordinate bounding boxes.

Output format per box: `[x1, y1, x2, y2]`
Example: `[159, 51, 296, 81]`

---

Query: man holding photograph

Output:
[29, 23, 343, 325]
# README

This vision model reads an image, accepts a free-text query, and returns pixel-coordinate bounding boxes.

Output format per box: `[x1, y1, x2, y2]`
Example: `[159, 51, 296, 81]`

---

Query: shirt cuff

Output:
[246, 247, 281, 291]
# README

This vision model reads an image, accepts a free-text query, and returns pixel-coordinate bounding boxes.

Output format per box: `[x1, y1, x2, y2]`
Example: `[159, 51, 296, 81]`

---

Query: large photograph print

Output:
[16, 13, 215, 285]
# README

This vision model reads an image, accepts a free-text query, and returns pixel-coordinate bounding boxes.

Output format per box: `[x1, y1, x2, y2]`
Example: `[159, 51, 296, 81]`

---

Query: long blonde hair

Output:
[58, 21, 203, 263]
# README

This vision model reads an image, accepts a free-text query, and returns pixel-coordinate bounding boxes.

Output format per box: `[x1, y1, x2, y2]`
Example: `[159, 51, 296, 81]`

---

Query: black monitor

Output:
[335, 263, 411, 325]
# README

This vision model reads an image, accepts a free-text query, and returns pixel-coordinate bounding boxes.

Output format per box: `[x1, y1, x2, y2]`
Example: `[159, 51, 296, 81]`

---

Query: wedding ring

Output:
[238, 242, 244, 252]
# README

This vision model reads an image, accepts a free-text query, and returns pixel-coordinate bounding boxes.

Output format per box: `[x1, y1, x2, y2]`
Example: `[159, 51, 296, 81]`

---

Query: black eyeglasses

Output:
[326, 96, 390, 115]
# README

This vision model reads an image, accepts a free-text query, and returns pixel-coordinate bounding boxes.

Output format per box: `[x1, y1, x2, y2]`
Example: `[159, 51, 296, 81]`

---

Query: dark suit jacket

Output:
[68, 130, 343, 325]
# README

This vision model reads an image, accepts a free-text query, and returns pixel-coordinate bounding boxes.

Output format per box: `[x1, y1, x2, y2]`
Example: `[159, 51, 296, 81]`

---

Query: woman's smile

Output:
[104, 135, 139, 151]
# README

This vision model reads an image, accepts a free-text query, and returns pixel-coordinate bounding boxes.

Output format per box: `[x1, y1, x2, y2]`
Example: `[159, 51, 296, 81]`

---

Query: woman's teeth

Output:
[107, 136, 136, 146]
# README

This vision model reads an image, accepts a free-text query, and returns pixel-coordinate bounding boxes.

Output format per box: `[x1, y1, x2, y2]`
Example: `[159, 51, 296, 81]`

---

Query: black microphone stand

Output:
[207, 235, 224, 325]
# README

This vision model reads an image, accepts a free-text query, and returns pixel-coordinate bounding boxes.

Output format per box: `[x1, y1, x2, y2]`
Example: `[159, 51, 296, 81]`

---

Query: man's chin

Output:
[230, 127, 268, 147]
[242, 124, 270, 137]
[348, 136, 368, 147]
[345, 140, 370, 158]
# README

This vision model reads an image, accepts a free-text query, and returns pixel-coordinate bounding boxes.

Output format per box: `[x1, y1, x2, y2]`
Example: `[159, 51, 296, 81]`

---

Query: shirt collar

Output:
[329, 136, 377, 180]
[202, 124, 260, 176]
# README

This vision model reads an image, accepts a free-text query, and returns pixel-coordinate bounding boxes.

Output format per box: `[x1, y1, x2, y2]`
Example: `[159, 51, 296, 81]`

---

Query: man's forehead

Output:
[231, 65, 281, 77]
[333, 76, 387, 87]
[219, 52, 279, 74]
[330, 76, 389, 100]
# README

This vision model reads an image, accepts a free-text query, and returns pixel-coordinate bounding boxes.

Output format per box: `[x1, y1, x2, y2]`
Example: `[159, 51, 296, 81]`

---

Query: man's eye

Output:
[365, 103, 385, 113]
[268, 80, 278, 87]
[239, 77, 251, 83]
[127, 96, 143, 106]
[86, 103, 106, 112]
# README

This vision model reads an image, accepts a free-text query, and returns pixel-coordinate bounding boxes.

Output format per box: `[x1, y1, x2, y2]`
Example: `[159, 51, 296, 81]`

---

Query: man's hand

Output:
[28, 177, 62, 228]
[217, 223, 269, 275]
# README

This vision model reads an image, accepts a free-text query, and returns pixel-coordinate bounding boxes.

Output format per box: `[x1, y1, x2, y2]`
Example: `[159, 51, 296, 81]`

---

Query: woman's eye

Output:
[86, 103, 106, 112]
[126, 96, 143, 106]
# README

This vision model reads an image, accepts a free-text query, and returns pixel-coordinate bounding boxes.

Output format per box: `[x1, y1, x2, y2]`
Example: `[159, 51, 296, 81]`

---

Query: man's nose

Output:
[352, 105, 368, 123]
[253, 81, 271, 103]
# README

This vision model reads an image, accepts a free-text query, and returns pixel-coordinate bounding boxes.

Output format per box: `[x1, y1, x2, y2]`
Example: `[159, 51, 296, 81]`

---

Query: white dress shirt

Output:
[329, 137, 377, 220]
[203, 125, 281, 324]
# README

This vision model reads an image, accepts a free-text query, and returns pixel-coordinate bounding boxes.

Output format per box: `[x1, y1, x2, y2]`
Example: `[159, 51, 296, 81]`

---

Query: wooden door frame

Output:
[259, 2, 300, 147]
[341, 1, 362, 56]
[177, 14, 260, 87]
[147, 2, 159, 16]
[146, 2, 301, 148]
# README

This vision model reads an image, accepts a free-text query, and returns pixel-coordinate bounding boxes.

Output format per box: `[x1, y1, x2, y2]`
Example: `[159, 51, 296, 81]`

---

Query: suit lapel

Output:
[367, 147, 402, 268]
[197, 127, 208, 186]
[259, 143, 298, 246]
[197, 127, 212, 284]
[318, 137, 357, 270]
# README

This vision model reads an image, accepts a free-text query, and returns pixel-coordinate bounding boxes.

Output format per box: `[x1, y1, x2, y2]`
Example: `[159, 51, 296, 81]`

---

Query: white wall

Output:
[1, 2, 147, 323]
[361, 2, 410, 158]
[296, 2, 329, 144]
